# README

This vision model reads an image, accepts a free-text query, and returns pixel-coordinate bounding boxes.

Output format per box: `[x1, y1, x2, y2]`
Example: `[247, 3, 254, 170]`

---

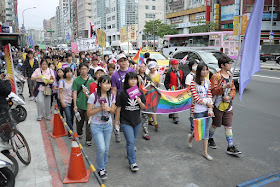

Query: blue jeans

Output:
[121, 123, 141, 165]
[63, 104, 74, 130]
[193, 111, 210, 140]
[90, 122, 113, 171]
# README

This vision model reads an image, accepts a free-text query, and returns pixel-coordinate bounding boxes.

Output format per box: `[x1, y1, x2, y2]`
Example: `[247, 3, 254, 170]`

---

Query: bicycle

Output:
[0, 111, 31, 166]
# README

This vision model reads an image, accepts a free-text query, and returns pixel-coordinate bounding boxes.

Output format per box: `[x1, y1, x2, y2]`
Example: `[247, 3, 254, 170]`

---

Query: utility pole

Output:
[270, 0, 274, 45]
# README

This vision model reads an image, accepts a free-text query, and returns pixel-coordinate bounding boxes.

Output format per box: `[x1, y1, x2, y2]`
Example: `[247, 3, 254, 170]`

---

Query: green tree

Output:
[143, 19, 163, 36]
[157, 24, 178, 38]
[143, 20, 178, 38]
[189, 20, 218, 33]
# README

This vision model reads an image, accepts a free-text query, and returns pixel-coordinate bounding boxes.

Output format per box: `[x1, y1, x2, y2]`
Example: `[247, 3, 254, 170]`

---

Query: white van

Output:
[111, 41, 137, 56]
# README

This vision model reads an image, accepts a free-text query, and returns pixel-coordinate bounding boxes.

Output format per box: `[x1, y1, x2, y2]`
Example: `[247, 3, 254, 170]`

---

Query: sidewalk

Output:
[260, 61, 280, 70]
[15, 84, 52, 187]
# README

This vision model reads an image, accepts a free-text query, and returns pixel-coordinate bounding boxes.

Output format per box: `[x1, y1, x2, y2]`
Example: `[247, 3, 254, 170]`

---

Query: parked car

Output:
[260, 45, 280, 62]
[172, 49, 240, 87]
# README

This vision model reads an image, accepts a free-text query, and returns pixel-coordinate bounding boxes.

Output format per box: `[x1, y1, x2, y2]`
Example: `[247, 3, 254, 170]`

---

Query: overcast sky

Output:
[18, 0, 59, 29]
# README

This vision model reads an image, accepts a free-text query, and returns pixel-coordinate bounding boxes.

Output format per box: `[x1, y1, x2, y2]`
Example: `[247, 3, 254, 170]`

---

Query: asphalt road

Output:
[48, 69, 280, 187]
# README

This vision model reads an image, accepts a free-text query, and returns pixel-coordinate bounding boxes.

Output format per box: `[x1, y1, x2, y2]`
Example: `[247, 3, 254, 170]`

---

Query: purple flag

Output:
[239, 0, 265, 100]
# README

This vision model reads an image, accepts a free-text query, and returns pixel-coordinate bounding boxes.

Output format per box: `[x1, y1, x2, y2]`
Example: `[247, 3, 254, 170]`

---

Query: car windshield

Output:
[150, 53, 168, 60]
[200, 51, 228, 64]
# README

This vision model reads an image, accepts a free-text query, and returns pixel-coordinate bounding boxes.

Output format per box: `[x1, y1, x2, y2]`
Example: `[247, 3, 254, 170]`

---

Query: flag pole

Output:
[227, 0, 243, 95]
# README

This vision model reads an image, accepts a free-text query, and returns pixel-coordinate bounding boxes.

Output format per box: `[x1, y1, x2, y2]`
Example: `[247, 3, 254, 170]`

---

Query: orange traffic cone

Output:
[63, 133, 91, 184]
[49, 107, 68, 138]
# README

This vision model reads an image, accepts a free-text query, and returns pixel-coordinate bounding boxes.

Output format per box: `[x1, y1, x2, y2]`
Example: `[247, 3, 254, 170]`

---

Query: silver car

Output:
[172, 49, 240, 87]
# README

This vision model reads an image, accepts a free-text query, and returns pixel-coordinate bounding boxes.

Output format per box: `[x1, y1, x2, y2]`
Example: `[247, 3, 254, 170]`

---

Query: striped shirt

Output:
[190, 79, 212, 115]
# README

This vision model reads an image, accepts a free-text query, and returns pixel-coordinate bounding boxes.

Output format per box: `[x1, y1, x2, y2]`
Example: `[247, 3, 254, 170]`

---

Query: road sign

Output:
[47, 30, 55, 33]
[270, 31, 274, 36]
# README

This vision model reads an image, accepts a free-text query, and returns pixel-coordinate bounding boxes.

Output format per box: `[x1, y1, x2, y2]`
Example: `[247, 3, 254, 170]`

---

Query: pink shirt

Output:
[31, 68, 55, 91]
[59, 79, 73, 104]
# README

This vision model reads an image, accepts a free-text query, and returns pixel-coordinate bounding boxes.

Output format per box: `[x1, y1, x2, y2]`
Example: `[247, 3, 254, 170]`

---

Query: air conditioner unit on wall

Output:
[269, 7, 275, 11]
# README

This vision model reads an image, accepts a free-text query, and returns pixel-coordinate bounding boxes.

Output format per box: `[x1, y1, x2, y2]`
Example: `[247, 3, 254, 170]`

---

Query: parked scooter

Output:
[0, 152, 15, 187]
[0, 142, 18, 177]
[7, 92, 27, 123]
[14, 66, 25, 101]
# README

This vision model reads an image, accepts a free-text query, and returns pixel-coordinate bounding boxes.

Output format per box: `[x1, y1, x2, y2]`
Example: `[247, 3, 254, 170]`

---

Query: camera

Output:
[101, 116, 109, 122]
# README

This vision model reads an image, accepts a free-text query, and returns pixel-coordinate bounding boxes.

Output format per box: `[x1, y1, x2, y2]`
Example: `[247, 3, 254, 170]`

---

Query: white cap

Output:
[94, 67, 106, 74]
[116, 54, 127, 61]
[148, 60, 157, 69]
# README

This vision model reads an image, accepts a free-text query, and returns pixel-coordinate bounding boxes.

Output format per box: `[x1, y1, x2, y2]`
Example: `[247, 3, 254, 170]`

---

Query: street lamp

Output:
[22, 7, 36, 29]
[21, 7, 36, 47]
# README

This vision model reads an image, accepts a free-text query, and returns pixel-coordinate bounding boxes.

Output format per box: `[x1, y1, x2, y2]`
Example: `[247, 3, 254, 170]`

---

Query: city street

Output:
[15, 67, 280, 187]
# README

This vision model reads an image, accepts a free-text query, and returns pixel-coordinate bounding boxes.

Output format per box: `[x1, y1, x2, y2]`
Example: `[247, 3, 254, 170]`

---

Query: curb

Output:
[261, 65, 280, 71]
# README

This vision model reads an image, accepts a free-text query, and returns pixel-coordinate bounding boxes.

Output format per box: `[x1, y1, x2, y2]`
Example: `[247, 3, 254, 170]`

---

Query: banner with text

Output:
[97, 29, 106, 48]
[3, 44, 17, 94]
[120, 24, 138, 43]
[76, 38, 96, 51]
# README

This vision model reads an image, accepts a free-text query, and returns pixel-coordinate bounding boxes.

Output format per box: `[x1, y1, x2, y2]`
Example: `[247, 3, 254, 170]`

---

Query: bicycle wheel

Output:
[2, 151, 18, 177]
[12, 129, 31, 165]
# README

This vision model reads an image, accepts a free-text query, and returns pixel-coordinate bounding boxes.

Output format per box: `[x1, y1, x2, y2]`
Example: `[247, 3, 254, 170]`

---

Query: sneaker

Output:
[114, 129, 121, 142]
[134, 146, 137, 152]
[208, 138, 217, 149]
[130, 163, 139, 171]
[29, 96, 35, 101]
[173, 117, 179, 124]
[98, 169, 107, 180]
[187, 134, 192, 148]
[68, 134, 72, 139]
[37, 117, 42, 121]
[227, 146, 242, 155]
[168, 114, 173, 118]
[86, 141, 92, 146]
[78, 134, 83, 139]
[143, 135, 150, 140]
[154, 123, 159, 131]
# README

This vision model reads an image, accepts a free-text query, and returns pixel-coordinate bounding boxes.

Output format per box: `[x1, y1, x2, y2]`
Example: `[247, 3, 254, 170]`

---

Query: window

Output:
[145, 5, 149, 9]
[145, 13, 155, 19]
[112, 16, 115, 20]
[173, 52, 188, 60]
[188, 52, 200, 61]
[112, 24, 115, 28]
[152, 6, 155, 10]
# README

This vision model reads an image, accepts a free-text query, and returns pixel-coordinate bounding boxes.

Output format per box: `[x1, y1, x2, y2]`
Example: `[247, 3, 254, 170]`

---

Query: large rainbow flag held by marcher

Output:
[132, 47, 145, 65]
[194, 117, 209, 141]
[141, 85, 191, 114]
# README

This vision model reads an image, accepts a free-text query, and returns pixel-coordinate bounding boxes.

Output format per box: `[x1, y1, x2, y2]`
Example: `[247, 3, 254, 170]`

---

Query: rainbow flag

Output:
[141, 85, 191, 114]
[132, 47, 145, 65]
[194, 117, 209, 141]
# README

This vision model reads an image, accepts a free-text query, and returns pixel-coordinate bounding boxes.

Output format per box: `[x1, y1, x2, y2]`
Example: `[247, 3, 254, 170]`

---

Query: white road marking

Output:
[253, 75, 280, 80]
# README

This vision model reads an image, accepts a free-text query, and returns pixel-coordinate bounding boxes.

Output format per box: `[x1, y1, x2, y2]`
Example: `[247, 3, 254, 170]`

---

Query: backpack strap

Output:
[93, 92, 98, 105]
[62, 80, 65, 88]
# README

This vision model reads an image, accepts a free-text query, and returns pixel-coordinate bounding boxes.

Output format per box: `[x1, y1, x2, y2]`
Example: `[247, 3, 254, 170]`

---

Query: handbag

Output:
[44, 86, 52, 95]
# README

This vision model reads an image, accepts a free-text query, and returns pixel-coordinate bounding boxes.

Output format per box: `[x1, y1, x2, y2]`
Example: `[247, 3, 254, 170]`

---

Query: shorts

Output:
[212, 106, 233, 127]
[27, 78, 36, 90]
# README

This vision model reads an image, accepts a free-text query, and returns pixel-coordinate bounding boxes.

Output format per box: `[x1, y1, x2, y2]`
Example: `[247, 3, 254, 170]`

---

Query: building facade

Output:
[165, 0, 207, 34]
[77, 0, 94, 38]
[219, 0, 280, 44]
